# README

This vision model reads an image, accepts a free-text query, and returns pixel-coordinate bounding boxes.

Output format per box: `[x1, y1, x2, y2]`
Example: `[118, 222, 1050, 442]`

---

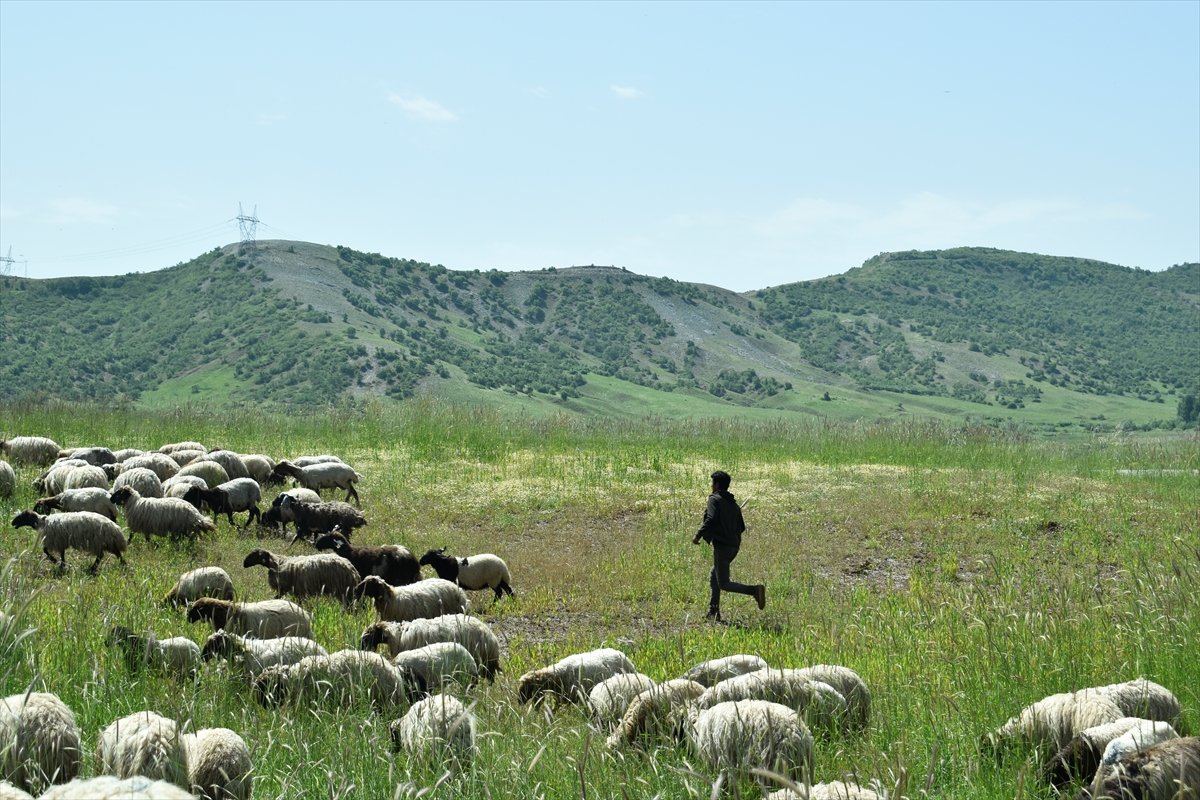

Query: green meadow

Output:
[2, 400, 1197, 798]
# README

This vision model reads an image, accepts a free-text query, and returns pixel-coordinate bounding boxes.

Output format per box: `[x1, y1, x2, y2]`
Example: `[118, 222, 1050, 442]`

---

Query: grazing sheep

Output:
[0, 692, 81, 794]
[290, 455, 344, 468]
[94, 711, 185, 785]
[162, 475, 207, 500]
[242, 549, 361, 606]
[517, 648, 636, 706]
[179, 727, 252, 800]
[200, 631, 328, 675]
[419, 549, 513, 600]
[61, 465, 109, 492]
[163, 567, 235, 606]
[390, 693, 475, 766]
[689, 700, 815, 785]
[271, 460, 362, 505]
[116, 453, 181, 482]
[176, 461, 229, 488]
[690, 670, 850, 736]
[11, 510, 127, 573]
[158, 441, 208, 455]
[1, 437, 62, 467]
[1076, 736, 1199, 800]
[361, 615, 501, 679]
[391, 642, 479, 692]
[356, 576, 469, 623]
[684, 655, 770, 687]
[0, 781, 32, 799]
[315, 530, 419, 586]
[256, 490, 322, 534]
[59, 447, 115, 467]
[989, 689, 1137, 753]
[1099, 720, 1179, 771]
[183, 478, 262, 527]
[112, 467, 164, 499]
[768, 782, 884, 800]
[198, 451, 249, 482]
[0, 462, 14, 499]
[607, 679, 706, 750]
[1048, 718, 1152, 787]
[109, 486, 216, 541]
[186, 598, 312, 640]
[111, 448, 144, 463]
[796, 665, 871, 731]
[105, 626, 202, 678]
[164, 449, 206, 467]
[34, 488, 119, 522]
[1094, 678, 1181, 726]
[238, 455, 276, 485]
[33, 460, 88, 496]
[37, 775, 194, 799]
[277, 495, 367, 542]
[588, 673, 658, 728]
[253, 650, 411, 709]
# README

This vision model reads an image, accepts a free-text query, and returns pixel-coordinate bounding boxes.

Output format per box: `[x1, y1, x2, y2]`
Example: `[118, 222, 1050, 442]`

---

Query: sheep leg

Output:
[499, 580, 514, 598]
[345, 484, 360, 506]
[492, 584, 504, 601]
[89, 554, 103, 574]
[225, 508, 236, 526]
[246, 504, 260, 527]
[43, 547, 59, 566]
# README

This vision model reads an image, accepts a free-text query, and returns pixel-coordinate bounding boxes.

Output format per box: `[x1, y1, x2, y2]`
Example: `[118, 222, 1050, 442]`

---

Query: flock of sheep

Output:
[1, 434, 1197, 799]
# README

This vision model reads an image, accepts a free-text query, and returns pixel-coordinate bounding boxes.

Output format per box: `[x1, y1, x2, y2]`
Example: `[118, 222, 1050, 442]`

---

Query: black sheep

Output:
[279, 495, 367, 543]
[314, 529, 420, 586]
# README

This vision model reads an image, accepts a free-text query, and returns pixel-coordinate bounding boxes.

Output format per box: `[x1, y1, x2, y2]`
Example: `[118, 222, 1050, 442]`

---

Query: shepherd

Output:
[692, 470, 766, 621]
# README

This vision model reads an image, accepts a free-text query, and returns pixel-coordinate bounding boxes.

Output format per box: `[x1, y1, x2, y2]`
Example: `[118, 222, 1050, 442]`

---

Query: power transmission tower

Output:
[0, 247, 14, 277]
[237, 203, 259, 248]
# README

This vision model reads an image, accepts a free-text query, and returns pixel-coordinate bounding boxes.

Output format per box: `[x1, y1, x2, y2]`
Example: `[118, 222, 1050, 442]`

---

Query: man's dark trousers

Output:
[709, 546, 755, 614]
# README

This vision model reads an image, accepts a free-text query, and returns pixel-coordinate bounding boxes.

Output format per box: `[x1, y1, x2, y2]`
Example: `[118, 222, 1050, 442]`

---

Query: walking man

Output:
[692, 470, 766, 621]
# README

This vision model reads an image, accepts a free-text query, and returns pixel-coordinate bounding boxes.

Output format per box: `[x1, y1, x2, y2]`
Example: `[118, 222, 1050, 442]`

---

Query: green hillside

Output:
[1, 241, 1195, 430]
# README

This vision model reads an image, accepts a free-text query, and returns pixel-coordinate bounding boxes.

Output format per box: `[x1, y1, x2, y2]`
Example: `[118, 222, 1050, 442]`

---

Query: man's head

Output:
[710, 470, 731, 492]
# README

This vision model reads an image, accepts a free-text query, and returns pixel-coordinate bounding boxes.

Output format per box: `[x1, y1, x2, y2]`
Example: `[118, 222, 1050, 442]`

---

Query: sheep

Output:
[1047, 718, 1179, 788]
[238, 454, 276, 485]
[164, 449, 206, 467]
[108, 486, 216, 541]
[690, 670, 850, 736]
[315, 530, 419, 586]
[517, 648, 636, 706]
[111, 448, 144, 463]
[61, 465, 108, 492]
[94, 711, 185, 785]
[688, 700, 815, 785]
[37, 776, 194, 799]
[356, 576, 468, 624]
[1, 437, 62, 467]
[684, 655, 770, 687]
[419, 549, 513, 600]
[197, 451, 249, 482]
[391, 642, 479, 692]
[179, 727, 252, 800]
[277, 494, 367, 542]
[163, 567, 235, 607]
[1093, 678, 1181, 726]
[34, 488, 119, 522]
[114, 453, 180, 482]
[361, 615, 501, 679]
[1099, 720, 1180, 771]
[588, 673, 658, 728]
[253, 649, 411, 710]
[186, 598, 312, 640]
[112, 467, 164, 499]
[289, 455, 344, 468]
[242, 549, 361, 606]
[162, 475, 207, 500]
[390, 693, 475, 766]
[1076, 736, 1199, 800]
[183, 478, 262, 527]
[271, 460, 362, 505]
[255, 490, 323, 534]
[59, 447, 116, 467]
[158, 441, 208, 455]
[105, 626, 202, 678]
[11, 510, 127, 573]
[607, 679, 706, 750]
[768, 782, 884, 800]
[989, 689, 1140, 753]
[0, 462, 14, 499]
[200, 631, 328, 675]
[0, 692, 81, 794]
[176, 461, 229, 488]
[32, 460, 88, 496]
[795, 665, 871, 731]
[0, 781, 32, 799]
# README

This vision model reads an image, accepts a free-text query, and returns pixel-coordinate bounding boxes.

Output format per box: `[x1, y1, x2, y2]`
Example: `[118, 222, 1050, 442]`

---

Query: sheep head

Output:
[243, 549, 277, 570]
[11, 510, 40, 529]
[200, 632, 235, 661]
[253, 665, 289, 707]
[314, 531, 349, 554]
[359, 623, 388, 652]
[517, 669, 553, 705]
[187, 598, 229, 628]
[108, 486, 136, 505]
[355, 576, 390, 602]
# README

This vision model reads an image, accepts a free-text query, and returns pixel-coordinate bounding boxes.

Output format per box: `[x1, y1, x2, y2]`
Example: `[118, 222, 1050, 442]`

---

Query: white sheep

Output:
[361, 615, 501, 680]
[105, 626, 201, 678]
[179, 727, 252, 800]
[94, 711, 185, 785]
[115, 453, 180, 482]
[34, 488, 119, 522]
[390, 693, 475, 766]
[185, 478, 262, 527]
[253, 649, 410, 709]
[588, 673, 658, 728]
[242, 549, 361, 606]
[690, 670, 850, 736]
[391, 642, 479, 692]
[607, 679, 706, 750]
[517, 647, 636, 706]
[162, 475, 207, 500]
[111, 467, 164, 499]
[1, 437, 62, 467]
[11, 511, 127, 573]
[272, 460, 362, 505]
[176, 461, 229, 488]
[418, 549, 513, 600]
[164, 449, 206, 467]
[768, 781, 884, 800]
[186, 598, 312, 640]
[989, 688, 1126, 752]
[1099, 720, 1179, 771]
[684, 655, 770, 687]
[0, 692, 81, 794]
[289, 455, 344, 467]
[1093, 678, 1181, 725]
[238, 454, 276, 485]
[689, 700, 815, 785]
[1081, 736, 1199, 800]
[0, 780, 32, 799]
[356, 577, 468, 623]
[0, 462, 14, 499]
[61, 465, 108, 492]
[163, 567, 235, 606]
[1046, 717, 1149, 787]
[198, 451, 249, 481]
[109, 487, 216, 541]
[111, 448, 144, 463]
[795, 665, 871, 731]
[60, 447, 115, 466]
[33, 460, 87, 496]
[36, 775, 194, 799]
[200, 631, 328, 675]
[158, 441, 208, 455]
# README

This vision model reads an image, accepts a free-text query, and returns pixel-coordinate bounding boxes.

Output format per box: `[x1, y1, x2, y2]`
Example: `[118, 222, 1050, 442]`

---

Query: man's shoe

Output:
[705, 609, 721, 622]
[754, 585, 766, 610]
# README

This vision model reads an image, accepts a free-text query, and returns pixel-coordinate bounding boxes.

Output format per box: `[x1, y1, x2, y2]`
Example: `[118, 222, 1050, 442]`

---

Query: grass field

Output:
[2, 400, 1197, 799]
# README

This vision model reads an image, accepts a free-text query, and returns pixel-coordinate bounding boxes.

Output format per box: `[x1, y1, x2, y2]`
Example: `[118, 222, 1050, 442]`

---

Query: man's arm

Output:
[693, 495, 720, 544]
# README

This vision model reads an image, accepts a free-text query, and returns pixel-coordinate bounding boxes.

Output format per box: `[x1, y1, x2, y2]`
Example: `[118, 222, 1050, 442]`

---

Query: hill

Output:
[1, 241, 1196, 429]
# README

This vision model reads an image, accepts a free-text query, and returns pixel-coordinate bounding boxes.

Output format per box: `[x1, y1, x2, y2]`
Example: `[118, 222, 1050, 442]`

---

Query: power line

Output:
[31, 221, 237, 264]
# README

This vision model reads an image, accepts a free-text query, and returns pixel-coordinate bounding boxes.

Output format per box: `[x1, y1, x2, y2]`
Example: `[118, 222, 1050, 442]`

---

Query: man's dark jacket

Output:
[696, 490, 745, 549]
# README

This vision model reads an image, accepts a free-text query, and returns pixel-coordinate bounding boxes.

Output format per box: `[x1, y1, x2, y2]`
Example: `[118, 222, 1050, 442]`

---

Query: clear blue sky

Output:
[1, 1, 1197, 289]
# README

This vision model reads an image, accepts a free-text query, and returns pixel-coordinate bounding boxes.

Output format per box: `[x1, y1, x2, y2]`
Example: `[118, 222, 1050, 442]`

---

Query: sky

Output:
[1, 1, 1197, 290]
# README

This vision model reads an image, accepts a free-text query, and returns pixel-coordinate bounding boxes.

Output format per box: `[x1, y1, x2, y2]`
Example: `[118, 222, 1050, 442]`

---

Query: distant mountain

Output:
[1, 241, 1195, 424]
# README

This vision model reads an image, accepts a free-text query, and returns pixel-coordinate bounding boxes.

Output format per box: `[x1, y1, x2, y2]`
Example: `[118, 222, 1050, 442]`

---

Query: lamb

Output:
[315, 530, 419, 586]
[271, 460, 362, 505]
[105, 626, 202, 678]
[37, 775, 194, 799]
[242, 549, 361, 606]
[1, 437, 62, 467]
[1075, 736, 1199, 800]
[59, 447, 116, 467]
[517, 648, 636, 706]
[0, 692, 81, 794]
[684, 655, 770, 687]
[11, 510, 127, 573]
[34, 488, 119, 522]
[277, 494, 367, 542]
[1098, 721, 1179, 772]
[0, 462, 14, 499]
[111, 448, 144, 463]
[94, 711, 185, 785]
[419, 548, 513, 600]
[795, 665, 871, 731]
[178, 727, 252, 800]
[1047, 718, 1177, 788]
[197, 451, 249, 481]
[108, 486, 216, 541]
[688, 700, 815, 785]
[391, 642, 479, 692]
[607, 679, 706, 750]
[186, 598, 312, 640]
[690, 670, 850, 736]
[176, 461, 229, 488]
[111, 467, 164, 499]
[158, 441, 208, 455]
[361, 614, 502, 680]
[183, 478, 262, 527]
[163, 567, 235, 606]
[253, 649, 411, 710]
[356, 576, 468, 623]
[390, 693, 475, 766]
[989, 688, 1142, 753]
[200, 631, 328, 675]
[114, 453, 180, 482]
[61, 465, 109, 492]
[588, 673, 658, 728]
[238, 454, 276, 485]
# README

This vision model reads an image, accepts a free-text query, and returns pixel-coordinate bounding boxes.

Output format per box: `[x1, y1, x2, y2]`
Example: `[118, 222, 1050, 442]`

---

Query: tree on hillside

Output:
[1177, 394, 1198, 426]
